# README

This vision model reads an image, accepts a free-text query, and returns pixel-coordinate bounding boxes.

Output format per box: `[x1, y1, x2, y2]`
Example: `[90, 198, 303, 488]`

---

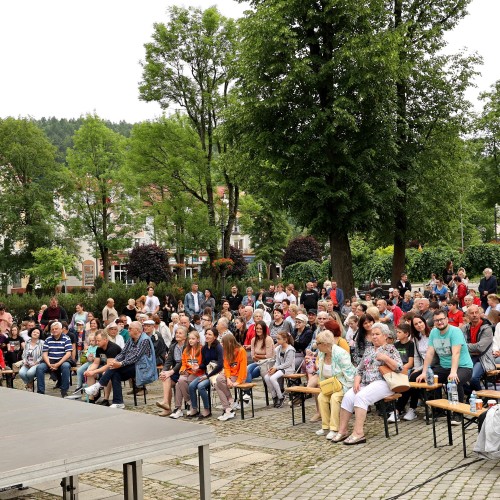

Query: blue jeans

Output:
[77, 362, 90, 387]
[467, 359, 485, 392]
[36, 361, 71, 394]
[98, 364, 135, 404]
[19, 365, 37, 385]
[188, 376, 211, 410]
[245, 363, 261, 383]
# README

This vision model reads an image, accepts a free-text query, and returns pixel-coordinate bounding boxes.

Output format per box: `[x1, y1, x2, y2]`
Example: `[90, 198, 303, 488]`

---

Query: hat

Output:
[307, 309, 317, 316]
[144, 320, 155, 325]
[107, 322, 118, 328]
[389, 288, 394, 292]
[76, 320, 85, 325]
[296, 314, 308, 323]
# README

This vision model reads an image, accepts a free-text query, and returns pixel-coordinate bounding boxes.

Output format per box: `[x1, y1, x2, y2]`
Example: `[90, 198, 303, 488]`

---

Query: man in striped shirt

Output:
[36, 321, 73, 397]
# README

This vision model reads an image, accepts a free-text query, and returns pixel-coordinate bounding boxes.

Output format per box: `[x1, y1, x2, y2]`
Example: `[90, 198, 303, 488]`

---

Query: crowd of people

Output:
[0, 266, 498, 443]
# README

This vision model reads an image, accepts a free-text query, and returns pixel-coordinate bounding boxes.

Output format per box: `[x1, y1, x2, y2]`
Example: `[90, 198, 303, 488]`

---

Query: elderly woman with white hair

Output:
[334, 322, 403, 445]
[314, 330, 356, 440]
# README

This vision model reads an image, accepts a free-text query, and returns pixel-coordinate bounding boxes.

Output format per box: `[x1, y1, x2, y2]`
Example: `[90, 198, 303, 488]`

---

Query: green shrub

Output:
[282, 260, 325, 288]
[462, 244, 500, 277]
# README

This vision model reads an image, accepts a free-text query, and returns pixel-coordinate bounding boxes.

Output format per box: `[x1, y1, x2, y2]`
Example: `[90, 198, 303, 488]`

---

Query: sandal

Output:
[343, 434, 366, 446]
[331, 432, 349, 443]
[156, 401, 171, 412]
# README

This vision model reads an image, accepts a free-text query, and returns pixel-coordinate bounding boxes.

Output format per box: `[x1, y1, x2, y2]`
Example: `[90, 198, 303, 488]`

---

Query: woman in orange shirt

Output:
[215, 333, 247, 421]
[170, 331, 203, 419]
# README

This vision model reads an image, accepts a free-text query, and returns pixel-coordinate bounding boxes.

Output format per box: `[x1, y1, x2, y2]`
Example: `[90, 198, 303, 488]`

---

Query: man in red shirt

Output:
[447, 299, 464, 328]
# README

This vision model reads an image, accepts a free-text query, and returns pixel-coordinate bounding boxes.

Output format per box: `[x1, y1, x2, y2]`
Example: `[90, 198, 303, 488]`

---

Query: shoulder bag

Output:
[319, 376, 342, 397]
[379, 365, 410, 393]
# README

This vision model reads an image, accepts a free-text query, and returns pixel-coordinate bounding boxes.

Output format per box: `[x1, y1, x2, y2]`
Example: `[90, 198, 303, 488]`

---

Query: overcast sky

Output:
[0, 0, 497, 123]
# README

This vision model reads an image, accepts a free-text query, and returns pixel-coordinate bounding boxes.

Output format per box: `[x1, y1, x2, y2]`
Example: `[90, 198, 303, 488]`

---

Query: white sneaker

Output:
[315, 429, 326, 436]
[326, 431, 336, 440]
[169, 408, 183, 419]
[403, 408, 418, 421]
[84, 382, 101, 396]
[110, 403, 125, 409]
[387, 411, 400, 423]
[232, 401, 241, 410]
[218, 410, 235, 421]
[242, 394, 251, 403]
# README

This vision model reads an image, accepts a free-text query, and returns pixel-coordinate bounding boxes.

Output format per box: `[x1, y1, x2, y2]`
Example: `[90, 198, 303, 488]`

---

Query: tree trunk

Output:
[269, 263, 278, 280]
[329, 230, 355, 299]
[392, 189, 407, 285]
[102, 247, 109, 283]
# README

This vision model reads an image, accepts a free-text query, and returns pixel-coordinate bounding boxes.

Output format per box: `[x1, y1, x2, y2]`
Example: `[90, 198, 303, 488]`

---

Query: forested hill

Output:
[36, 117, 134, 162]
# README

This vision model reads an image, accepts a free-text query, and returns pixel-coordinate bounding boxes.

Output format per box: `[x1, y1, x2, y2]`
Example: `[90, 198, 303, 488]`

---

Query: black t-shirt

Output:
[394, 340, 414, 365]
[96, 342, 122, 366]
[263, 292, 275, 310]
[121, 307, 136, 322]
[300, 290, 319, 311]
[227, 294, 243, 311]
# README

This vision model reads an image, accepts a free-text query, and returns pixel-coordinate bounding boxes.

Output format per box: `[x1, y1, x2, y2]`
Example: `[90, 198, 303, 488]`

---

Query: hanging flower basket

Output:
[212, 258, 234, 273]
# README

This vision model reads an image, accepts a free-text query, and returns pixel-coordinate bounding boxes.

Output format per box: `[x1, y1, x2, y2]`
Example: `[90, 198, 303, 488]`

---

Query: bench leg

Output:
[262, 379, 269, 406]
[123, 460, 143, 500]
[381, 401, 389, 438]
[239, 388, 245, 420]
[301, 393, 306, 424]
[446, 410, 453, 446]
[422, 390, 430, 425]
[431, 407, 437, 448]
[461, 414, 467, 459]
[393, 402, 399, 436]
[290, 394, 296, 426]
[250, 388, 255, 418]
[61, 475, 78, 500]
[132, 379, 138, 407]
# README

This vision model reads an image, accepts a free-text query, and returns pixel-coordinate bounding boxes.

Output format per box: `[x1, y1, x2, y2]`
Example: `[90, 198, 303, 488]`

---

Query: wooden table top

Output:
[426, 398, 488, 417]
[409, 382, 443, 390]
[475, 390, 500, 399]
[285, 386, 321, 394]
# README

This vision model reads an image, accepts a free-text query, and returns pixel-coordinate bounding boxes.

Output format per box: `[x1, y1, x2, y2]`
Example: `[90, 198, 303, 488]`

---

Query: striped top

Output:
[42, 334, 73, 362]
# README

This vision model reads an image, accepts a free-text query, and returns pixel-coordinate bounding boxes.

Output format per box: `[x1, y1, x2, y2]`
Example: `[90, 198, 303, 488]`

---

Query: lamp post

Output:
[220, 195, 229, 299]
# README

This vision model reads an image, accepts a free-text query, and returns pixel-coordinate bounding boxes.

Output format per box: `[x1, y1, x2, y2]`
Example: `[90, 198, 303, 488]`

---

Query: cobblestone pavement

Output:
[3, 375, 499, 500]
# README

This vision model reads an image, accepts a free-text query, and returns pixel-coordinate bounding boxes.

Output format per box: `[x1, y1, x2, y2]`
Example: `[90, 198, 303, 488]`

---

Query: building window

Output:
[113, 265, 127, 283]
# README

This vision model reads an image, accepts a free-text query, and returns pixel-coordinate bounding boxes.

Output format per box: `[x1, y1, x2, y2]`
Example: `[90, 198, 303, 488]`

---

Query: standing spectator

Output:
[36, 322, 73, 397]
[300, 282, 319, 312]
[162, 293, 177, 324]
[40, 297, 69, 332]
[241, 287, 256, 308]
[200, 289, 216, 316]
[285, 285, 297, 304]
[273, 283, 287, 307]
[262, 284, 276, 311]
[227, 285, 243, 314]
[122, 299, 137, 323]
[479, 269, 498, 311]
[68, 303, 89, 332]
[102, 298, 118, 326]
[37, 305, 47, 324]
[396, 273, 412, 297]
[145, 286, 160, 315]
[184, 283, 204, 319]
[328, 281, 344, 312]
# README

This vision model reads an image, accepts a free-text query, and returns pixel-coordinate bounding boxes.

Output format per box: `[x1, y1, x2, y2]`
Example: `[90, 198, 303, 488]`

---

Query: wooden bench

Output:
[426, 399, 488, 458]
[409, 382, 443, 425]
[379, 394, 402, 438]
[284, 386, 321, 425]
[475, 389, 500, 401]
[233, 382, 257, 420]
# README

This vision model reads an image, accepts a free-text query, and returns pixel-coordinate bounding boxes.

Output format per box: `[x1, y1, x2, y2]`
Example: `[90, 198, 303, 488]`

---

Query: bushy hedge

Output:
[282, 260, 327, 287]
[352, 243, 500, 285]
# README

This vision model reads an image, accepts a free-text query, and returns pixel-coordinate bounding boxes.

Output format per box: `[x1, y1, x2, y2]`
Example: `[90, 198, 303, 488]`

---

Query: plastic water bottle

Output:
[426, 367, 434, 386]
[447, 378, 453, 403]
[450, 380, 459, 405]
[470, 391, 477, 413]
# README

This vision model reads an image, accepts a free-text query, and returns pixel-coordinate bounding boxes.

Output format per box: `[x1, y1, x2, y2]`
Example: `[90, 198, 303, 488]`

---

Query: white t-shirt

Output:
[145, 295, 160, 314]
[287, 293, 297, 304]
[274, 291, 287, 304]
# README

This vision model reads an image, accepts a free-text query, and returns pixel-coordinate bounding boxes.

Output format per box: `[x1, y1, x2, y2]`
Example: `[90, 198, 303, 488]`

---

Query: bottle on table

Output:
[450, 380, 459, 405]
[426, 367, 434, 386]
[470, 391, 477, 413]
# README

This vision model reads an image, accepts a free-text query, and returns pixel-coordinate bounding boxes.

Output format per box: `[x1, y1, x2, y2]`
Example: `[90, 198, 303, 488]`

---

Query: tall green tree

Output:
[238, 195, 291, 279]
[61, 114, 138, 282]
[139, 6, 239, 266]
[388, 0, 477, 283]
[231, 0, 399, 296]
[0, 118, 60, 283]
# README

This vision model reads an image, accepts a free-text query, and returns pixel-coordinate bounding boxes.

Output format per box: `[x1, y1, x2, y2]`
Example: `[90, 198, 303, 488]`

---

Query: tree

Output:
[61, 114, 139, 282]
[25, 247, 79, 291]
[231, 0, 398, 296]
[388, 0, 477, 283]
[139, 6, 240, 267]
[238, 194, 291, 279]
[282, 236, 322, 270]
[227, 245, 247, 278]
[125, 116, 218, 270]
[127, 244, 172, 284]
[0, 118, 61, 283]
[475, 81, 500, 239]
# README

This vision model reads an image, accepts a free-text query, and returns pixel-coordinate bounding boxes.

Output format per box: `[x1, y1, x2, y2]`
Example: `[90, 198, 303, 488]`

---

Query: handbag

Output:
[379, 365, 410, 393]
[319, 376, 342, 397]
[257, 358, 275, 378]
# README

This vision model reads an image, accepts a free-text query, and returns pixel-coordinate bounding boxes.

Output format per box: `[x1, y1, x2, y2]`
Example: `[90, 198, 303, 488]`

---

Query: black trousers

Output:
[433, 366, 472, 403]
